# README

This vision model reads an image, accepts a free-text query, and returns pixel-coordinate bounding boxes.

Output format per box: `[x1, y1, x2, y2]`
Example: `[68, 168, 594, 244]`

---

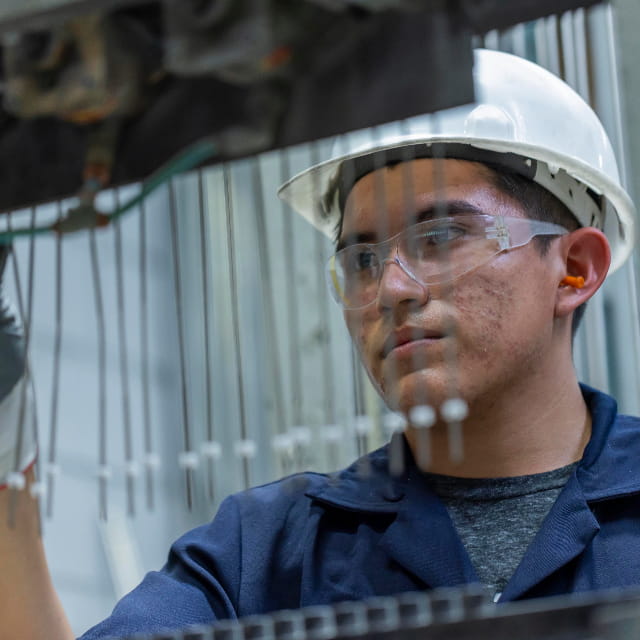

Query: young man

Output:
[1, 49, 639, 640]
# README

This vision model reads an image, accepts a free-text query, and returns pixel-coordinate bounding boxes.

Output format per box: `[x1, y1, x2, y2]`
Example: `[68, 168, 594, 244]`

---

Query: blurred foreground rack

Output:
[120, 586, 640, 640]
[0, 0, 604, 214]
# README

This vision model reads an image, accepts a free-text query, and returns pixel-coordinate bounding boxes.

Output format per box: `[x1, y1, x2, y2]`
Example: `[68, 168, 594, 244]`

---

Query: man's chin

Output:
[382, 371, 457, 416]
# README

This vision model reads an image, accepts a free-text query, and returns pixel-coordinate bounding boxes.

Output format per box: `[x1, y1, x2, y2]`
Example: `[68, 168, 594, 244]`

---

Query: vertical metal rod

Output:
[395, 123, 430, 473]
[28, 369, 43, 538]
[342, 131, 375, 464]
[312, 195, 340, 467]
[315, 137, 349, 471]
[197, 171, 217, 501]
[89, 228, 109, 520]
[46, 204, 64, 518]
[546, 15, 563, 77]
[250, 158, 287, 457]
[222, 166, 251, 489]
[275, 149, 299, 474]
[138, 196, 155, 510]
[560, 11, 579, 88]
[396, 125, 432, 421]
[510, 22, 528, 58]
[24, 210, 42, 534]
[168, 181, 195, 509]
[331, 133, 369, 473]
[309, 143, 337, 429]
[279, 151, 304, 428]
[430, 121, 465, 463]
[350, 344, 372, 476]
[7, 210, 37, 527]
[598, 6, 640, 413]
[113, 208, 135, 516]
[351, 346, 366, 458]
[571, 8, 592, 102]
[532, 17, 547, 68]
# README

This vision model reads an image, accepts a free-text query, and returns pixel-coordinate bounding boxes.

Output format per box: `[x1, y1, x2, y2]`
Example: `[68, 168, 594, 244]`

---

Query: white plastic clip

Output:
[177, 451, 199, 470]
[408, 405, 436, 429]
[97, 465, 112, 480]
[441, 397, 469, 423]
[234, 440, 257, 459]
[124, 461, 140, 478]
[6, 471, 25, 490]
[143, 453, 161, 470]
[29, 481, 46, 499]
[44, 463, 61, 477]
[383, 412, 407, 436]
[290, 426, 312, 447]
[201, 441, 222, 460]
[272, 433, 294, 453]
[354, 416, 373, 436]
[321, 424, 343, 444]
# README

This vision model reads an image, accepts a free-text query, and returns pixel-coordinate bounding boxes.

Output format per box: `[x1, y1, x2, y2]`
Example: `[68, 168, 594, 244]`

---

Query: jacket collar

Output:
[304, 386, 639, 596]
[307, 385, 640, 512]
[305, 434, 477, 589]
[575, 384, 640, 501]
[305, 435, 411, 513]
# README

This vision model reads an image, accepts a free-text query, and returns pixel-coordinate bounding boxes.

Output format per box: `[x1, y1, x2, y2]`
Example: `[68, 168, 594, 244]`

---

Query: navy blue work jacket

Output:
[80, 386, 640, 639]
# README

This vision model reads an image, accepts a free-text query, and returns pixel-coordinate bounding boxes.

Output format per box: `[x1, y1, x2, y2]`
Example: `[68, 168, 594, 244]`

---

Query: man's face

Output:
[339, 158, 563, 417]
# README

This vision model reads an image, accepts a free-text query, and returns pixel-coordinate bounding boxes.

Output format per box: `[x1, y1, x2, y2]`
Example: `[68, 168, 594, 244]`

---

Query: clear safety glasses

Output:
[327, 214, 569, 310]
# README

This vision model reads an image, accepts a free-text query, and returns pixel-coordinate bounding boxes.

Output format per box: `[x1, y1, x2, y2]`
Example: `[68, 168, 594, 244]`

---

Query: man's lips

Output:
[381, 327, 445, 358]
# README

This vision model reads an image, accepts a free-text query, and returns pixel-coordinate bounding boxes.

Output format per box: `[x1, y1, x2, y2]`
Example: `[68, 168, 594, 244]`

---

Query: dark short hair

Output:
[482, 162, 586, 336]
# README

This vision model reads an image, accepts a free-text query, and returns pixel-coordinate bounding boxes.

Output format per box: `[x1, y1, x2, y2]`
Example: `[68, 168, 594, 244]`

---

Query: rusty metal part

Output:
[3, 13, 151, 122]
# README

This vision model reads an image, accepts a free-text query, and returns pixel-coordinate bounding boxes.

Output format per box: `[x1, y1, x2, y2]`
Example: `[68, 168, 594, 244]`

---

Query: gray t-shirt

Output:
[425, 462, 578, 598]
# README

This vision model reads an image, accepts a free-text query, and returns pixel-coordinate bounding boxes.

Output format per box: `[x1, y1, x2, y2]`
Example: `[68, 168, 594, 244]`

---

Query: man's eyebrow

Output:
[336, 200, 488, 251]
[414, 200, 487, 222]
[336, 231, 377, 252]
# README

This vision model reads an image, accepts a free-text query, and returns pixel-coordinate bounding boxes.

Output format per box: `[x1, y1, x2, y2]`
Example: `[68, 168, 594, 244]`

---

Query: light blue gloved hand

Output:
[0, 245, 36, 489]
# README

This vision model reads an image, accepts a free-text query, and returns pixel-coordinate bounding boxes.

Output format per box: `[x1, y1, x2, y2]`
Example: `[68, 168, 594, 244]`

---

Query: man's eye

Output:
[348, 248, 378, 272]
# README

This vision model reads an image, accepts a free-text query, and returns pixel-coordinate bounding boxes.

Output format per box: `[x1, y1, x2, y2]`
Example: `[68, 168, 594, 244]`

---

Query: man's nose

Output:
[376, 255, 430, 310]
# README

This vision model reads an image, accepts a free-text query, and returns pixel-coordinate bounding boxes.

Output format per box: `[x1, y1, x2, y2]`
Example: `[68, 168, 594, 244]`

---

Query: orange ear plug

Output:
[560, 276, 585, 288]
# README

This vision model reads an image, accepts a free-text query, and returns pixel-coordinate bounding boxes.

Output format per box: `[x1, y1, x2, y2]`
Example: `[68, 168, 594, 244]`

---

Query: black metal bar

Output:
[0, 0, 156, 35]
[462, 0, 604, 33]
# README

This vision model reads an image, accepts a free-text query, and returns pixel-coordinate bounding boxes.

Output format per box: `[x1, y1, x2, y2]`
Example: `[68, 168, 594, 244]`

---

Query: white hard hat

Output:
[278, 48, 636, 273]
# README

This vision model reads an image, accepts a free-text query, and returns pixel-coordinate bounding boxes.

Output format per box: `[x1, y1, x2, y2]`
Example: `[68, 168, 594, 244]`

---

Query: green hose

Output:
[0, 138, 219, 242]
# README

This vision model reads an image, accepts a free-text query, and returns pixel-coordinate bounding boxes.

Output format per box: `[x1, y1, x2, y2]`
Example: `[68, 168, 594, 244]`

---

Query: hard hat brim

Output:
[278, 135, 636, 274]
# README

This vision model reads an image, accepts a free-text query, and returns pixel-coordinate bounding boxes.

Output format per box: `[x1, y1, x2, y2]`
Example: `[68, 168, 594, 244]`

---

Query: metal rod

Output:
[279, 151, 304, 428]
[222, 165, 251, 489]
[350, 346, 371, 476]
[197, 170, 217, 501]
[351, 346, 366, 458]
[138, 193, 156, 510]
[24, 210, 41, 533]
[309, 142, 337, 429]
[7, 209, 37, 527]
[250, 157, 287, 459]
[370, 126, 411, 474]
[394, 122, 432, 422]
[113, 206, 136, 516]
[429, 119, 465, 463]
[88, 228, 109, 520]
[46, 204, 64, 518]
[168, 181, 195, 509]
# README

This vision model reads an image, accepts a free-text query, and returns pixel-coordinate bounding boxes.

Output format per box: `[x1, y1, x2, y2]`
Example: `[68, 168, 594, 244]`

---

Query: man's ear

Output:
[555, 227, 611, 319]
